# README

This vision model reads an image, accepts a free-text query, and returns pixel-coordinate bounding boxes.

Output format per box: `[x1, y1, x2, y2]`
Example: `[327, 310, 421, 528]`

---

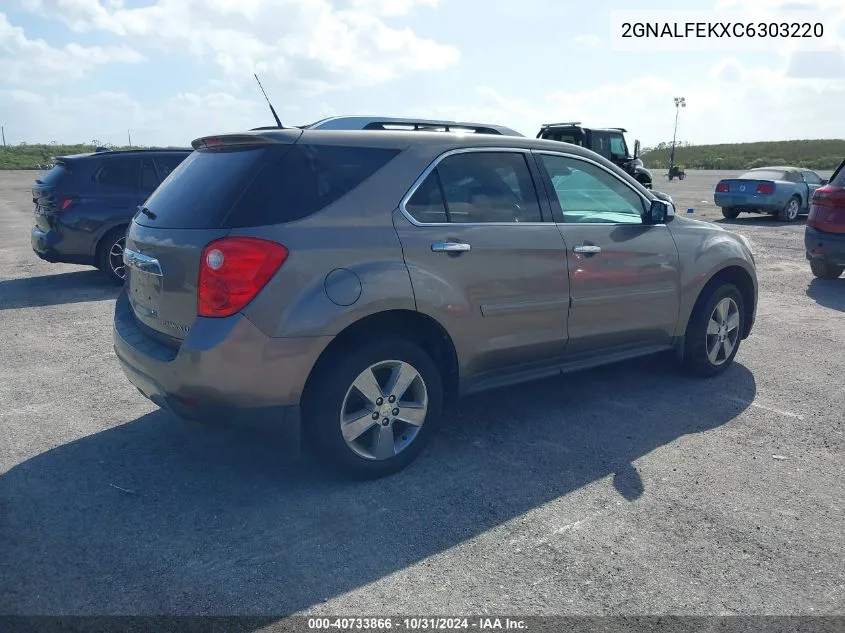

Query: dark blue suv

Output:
[31, 148, 191, 283]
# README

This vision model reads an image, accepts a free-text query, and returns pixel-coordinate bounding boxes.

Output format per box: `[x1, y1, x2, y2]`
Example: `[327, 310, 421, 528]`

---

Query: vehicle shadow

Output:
[806, 277, 845, 312]
[0, 270, 120, 310]
[0, 356, 756, 617]
[715, 216, 807, 227]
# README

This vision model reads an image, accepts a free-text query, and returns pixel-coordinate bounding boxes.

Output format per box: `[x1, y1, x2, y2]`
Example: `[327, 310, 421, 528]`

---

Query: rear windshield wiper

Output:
[138, 206, 157, 220]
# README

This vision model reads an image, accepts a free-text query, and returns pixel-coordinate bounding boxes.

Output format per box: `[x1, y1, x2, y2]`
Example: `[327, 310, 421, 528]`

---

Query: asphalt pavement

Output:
[0, 169, 842, 618]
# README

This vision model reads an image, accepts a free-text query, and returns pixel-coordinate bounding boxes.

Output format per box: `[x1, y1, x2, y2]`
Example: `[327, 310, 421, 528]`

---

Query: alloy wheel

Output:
[340, 360, 428, 460]
[705, 297, 740, 366]
[109, 237, 126, 280]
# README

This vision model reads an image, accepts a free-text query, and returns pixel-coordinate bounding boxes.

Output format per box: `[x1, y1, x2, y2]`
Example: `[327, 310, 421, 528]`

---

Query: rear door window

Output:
[95, 157, 140, 190]
[139, 157, 159, 194]
[403, 151, 542, 224]
[154, 153, 189, 180]
[592, 132, 611, 159]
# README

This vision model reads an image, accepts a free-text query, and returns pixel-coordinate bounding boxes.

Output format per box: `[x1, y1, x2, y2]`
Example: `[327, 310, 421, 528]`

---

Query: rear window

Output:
[740, 169, 786, 181]
[138, 143, 400, 229]
[139, 147, 271, 228]
[225, 144, 401, 227]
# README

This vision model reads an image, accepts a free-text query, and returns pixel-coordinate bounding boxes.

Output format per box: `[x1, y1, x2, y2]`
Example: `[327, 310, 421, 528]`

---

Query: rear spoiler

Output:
[192, 129, 302, 150]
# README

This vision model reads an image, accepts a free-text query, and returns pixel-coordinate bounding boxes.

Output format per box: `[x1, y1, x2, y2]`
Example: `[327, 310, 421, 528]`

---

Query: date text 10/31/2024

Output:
[307, 617, 528, 630]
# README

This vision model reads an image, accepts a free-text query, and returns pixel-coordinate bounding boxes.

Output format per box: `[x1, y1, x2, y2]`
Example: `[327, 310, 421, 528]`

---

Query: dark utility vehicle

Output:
[537, 122, 653, 188]
[31, 148, 191, 283]
[114, 128, 757, 478]
[806, 158, 845, 279]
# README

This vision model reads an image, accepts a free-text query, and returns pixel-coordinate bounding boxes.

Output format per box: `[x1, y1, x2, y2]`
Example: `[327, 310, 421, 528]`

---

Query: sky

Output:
[1, 0, 843, 148]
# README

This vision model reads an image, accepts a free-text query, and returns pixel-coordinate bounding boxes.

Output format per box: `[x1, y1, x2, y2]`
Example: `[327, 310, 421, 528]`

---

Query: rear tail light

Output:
[198, 237, 288, 318]
[811, 187, 845, 208]
[59, 197, 74, 210]
[756, 183, 774, 194]
[809, 186, 845, 231]
[716, 182, 729, 192]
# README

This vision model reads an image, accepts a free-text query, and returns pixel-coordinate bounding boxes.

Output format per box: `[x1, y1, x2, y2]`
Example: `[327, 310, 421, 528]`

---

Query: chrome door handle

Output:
[431, 242, 471, 253]
[573, 244, 601, 254]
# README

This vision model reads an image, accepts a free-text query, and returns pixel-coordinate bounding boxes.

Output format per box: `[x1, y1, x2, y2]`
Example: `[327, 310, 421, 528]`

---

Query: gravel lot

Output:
[0, 168, 843, 618]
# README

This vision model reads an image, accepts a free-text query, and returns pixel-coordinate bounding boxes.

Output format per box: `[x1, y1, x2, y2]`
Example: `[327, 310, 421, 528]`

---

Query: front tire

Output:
[721, 207, 740, 219]
[683, 283, 745, 377]
[97, 227, 128, 284]
[778, 196, 801, 222]
[810, 259, 845, 280]
[303, 339, 443, 478]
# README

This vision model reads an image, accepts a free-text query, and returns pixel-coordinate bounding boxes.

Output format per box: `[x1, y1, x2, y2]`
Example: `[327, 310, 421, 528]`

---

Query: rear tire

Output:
[683, 283, 745, 378]
[302, 338, 443, 478]
[778, 196, 801, 222]
[721, 207, 740, 219]
[679, 173, 685, 181]
[97, 226, 127, 285]
[810, 259, 845, 280]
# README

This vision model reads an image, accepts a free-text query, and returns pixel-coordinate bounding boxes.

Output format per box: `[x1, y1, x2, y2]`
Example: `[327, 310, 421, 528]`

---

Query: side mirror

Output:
[648, 199, 674, 224]
[820, 179, 828, 185]
[634, 140, 640, 159]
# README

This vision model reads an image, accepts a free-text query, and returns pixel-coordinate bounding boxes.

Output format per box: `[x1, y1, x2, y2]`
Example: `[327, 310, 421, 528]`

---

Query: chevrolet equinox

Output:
[113, 128, 758, 477]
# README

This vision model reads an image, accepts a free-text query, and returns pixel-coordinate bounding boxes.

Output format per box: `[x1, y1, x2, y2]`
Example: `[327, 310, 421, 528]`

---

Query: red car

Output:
[806, 159, 845, 279]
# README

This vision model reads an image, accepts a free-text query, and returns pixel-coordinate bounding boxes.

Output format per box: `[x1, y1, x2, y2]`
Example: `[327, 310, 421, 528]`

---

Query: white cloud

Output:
[0, 84, 346, 146]
[407, 55, 844, 146]
[345, 0, 441, 16]
[18, 0, 460, 93]
[0, 12, 143, 83]
[574, 34, 601, 47]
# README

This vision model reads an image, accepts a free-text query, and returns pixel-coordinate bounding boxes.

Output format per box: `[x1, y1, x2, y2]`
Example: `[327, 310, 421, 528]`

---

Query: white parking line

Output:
[723, 396, 805, 420]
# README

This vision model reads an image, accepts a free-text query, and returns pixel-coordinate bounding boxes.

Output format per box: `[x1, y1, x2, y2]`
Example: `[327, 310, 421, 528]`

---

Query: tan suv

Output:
[113, 128, 758, 477]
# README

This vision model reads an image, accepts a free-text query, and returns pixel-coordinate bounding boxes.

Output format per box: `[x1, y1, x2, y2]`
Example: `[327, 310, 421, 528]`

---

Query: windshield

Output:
[623, 132, 636, 157]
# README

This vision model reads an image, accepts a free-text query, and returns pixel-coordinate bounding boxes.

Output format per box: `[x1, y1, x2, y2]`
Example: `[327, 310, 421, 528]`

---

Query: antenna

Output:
[254, 74, 283, 128]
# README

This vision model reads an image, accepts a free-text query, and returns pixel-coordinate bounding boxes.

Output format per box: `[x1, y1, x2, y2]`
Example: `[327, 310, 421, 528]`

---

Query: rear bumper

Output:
[805, 226, 845, 265]
[714, 194, 789, 213]
[31, 225, 95, 266]
[112, 289, 332, 426]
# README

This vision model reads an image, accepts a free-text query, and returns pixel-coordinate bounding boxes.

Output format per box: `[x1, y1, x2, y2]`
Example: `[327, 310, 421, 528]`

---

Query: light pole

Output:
[669, 96, 685, 168]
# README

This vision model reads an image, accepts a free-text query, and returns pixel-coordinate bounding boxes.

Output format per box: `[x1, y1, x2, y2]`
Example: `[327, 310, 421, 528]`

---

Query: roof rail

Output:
[299, 115, 524, 137]
[540, 122, 582, 128]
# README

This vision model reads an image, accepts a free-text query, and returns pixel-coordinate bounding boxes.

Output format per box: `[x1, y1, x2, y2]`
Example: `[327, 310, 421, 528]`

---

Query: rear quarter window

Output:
[225, 144, 401, 228]
[37, 164, 71, 187]
[94, 157, 140, 189]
